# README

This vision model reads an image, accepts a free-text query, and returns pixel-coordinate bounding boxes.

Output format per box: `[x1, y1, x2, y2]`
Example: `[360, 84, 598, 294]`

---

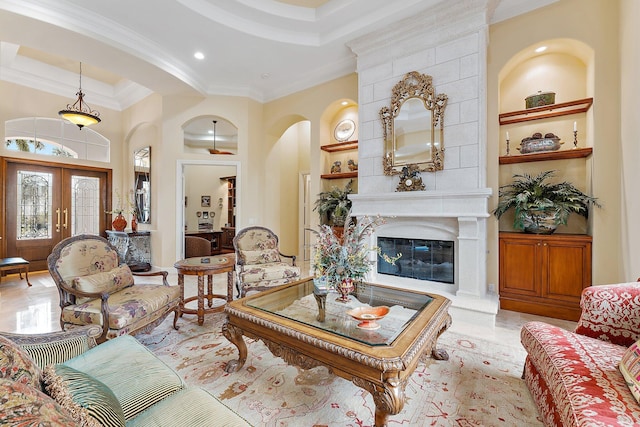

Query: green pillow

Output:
[43, 364, 125, 427]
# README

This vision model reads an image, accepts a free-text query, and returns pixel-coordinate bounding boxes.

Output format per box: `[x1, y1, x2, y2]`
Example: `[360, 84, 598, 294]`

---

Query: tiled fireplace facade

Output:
[348, 0, 498, 326]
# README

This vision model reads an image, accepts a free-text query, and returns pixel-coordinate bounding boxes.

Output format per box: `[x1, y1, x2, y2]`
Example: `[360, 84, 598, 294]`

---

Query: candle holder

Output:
[573, 130, 578, 149]
[506, 138, 511, 156]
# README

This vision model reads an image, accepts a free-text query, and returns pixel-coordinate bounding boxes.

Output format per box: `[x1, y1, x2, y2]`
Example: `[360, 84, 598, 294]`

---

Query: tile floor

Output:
[0, 270, 577, 349]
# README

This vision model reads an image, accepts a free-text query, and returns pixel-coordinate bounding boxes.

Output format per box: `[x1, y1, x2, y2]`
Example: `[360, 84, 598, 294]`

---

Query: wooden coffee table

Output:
[174, 255, 234, 325]
[223, 277, 451, 426]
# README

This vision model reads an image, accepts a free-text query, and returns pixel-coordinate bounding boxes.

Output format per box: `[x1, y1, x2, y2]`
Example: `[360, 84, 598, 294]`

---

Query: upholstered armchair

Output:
[233, 226, 300, 297]
[47, 234, 180, 343]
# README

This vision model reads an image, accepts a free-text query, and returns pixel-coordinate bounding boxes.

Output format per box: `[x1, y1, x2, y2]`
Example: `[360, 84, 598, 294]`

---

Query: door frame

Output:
[175, 159, 241, 261]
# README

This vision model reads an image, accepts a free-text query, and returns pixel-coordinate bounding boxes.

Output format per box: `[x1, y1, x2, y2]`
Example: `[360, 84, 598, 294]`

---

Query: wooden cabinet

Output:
[220, 176, 236, 228]
[220, 227, 235, 253]
[320, 140, 358, 179]
[499, 232, 592, 321]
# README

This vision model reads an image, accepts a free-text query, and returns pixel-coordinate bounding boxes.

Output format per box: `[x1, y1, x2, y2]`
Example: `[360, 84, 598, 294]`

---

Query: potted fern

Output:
[493, 170, 600, 234]
[314, 180, 353, 226]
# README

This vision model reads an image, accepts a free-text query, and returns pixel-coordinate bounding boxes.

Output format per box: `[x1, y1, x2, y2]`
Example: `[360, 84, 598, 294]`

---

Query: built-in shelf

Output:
[499, 98, 593, 125]
[320, 171, 358, 179]
[320, 140, 358, 152]
[499, 147, 592, 164]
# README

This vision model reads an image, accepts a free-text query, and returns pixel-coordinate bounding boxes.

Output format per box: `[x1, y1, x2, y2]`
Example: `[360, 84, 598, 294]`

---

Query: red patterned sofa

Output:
[521, 282, 640, 426]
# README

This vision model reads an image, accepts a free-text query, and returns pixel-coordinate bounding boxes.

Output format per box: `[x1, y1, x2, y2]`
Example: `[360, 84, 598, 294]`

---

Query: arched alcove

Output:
[497, 38, 595, 235]
[182, 116, 238, 155]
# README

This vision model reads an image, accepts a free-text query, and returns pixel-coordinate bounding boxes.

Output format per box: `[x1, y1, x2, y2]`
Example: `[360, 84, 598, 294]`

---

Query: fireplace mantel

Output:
[349, 189, 492, 218]
[349, 188, 498, 327]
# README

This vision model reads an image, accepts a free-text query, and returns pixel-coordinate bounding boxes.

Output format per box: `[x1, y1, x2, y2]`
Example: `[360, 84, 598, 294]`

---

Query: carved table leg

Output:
[207, 274, 213, 307]
[431, 313, 452, 360]
[222, 320, 247, 373]
[354, 375, 406, 427]
[314, 292, 326, 322]
[226, 270, 234, 302]
[178, 274, 184, 318]
[197, 274, 205, 325]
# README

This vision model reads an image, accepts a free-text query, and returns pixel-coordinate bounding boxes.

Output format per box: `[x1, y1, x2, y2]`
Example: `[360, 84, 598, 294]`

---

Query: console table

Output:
[105, 230, 152, 271]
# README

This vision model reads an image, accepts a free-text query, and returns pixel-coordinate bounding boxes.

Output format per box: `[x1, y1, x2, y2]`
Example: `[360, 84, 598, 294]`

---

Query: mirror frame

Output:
[134, 146, 151, 224]
[380, 71, 448, 175]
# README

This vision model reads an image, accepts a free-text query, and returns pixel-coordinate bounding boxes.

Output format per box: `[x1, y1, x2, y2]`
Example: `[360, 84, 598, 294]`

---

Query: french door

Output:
[2, 158, 111, 271]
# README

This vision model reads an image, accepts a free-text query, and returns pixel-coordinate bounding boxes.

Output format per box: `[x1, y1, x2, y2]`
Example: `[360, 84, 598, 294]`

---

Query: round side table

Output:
[174, 254, 235, 325]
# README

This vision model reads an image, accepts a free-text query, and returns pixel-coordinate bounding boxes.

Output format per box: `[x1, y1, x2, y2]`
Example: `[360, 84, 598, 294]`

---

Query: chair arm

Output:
[133, 269, 169, 286]
[574, 282, 640, 347]
[279, 253, 297, 267]
[58, 280, 111, 301]
[1, 326, 101, 368]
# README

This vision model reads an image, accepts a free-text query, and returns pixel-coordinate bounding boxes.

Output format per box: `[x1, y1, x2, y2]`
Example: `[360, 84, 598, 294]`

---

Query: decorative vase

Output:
[335, 278, 354, 303]
[131, 214, 138, 232]
[112, 213, 127, 232]
[521, 208, 558, 234]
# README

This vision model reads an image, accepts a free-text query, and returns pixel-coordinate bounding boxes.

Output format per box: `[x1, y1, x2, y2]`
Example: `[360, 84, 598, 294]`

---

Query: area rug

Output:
[138, 313, 542, 427]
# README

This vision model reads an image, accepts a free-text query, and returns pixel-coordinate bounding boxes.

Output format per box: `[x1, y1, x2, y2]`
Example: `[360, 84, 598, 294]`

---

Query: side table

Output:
[174, 254, 235, 325]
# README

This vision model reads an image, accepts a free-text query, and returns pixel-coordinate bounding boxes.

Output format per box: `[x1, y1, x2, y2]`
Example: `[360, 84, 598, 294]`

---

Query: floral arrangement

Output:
[310, 214, 401, 289]
[105, 189, 136, 216]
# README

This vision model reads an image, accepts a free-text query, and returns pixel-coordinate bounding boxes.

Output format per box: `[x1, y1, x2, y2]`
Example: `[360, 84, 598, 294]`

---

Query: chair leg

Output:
[24, 266, 32, 287]
[172, 308, 180, 330]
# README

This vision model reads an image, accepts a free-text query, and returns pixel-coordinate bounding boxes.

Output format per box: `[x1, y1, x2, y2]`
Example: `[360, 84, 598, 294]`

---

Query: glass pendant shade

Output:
[58, 63, 101, 129]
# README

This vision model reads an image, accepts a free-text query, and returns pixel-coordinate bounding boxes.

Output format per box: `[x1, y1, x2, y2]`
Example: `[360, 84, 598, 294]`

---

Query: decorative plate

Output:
[334, 119, 355, 142]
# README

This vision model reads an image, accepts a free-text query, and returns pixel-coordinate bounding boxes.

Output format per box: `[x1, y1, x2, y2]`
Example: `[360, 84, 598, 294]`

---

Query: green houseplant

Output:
[493, 170, 601, 234]
[313, 180, 353, 226]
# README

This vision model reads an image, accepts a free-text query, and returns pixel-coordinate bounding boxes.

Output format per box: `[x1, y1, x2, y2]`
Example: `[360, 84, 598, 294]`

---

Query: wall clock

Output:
[334, 119, 355, 142]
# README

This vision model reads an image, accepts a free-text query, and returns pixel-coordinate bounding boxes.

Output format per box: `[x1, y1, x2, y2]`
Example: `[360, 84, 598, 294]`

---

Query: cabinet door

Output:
[499, 237, 541, 297]
[544, 238, 592, 304]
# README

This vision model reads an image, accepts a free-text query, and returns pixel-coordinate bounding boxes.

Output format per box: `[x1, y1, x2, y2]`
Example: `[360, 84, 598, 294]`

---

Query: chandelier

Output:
[58, 62, 101, 129]
[208, 120, 232, 155]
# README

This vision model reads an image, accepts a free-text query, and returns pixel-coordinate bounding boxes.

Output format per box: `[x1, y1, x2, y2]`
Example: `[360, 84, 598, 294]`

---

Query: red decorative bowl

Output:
[347, 306, 390, 330]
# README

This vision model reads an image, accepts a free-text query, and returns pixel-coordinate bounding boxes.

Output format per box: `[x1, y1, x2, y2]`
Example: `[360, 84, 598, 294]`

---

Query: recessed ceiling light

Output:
[261, 73, 270, 79]
[535, 46, 547, 53]
[194, 52, 205, 60]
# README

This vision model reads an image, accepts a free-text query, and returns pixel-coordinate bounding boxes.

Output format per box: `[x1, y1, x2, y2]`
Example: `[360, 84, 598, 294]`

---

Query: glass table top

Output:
[246, 278, 433, 346]
[175, 255, 232, 267]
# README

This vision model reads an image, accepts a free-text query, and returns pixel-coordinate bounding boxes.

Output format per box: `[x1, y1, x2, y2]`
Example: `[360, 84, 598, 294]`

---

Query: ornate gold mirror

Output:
[380, 71, 448, 177]
[134, 146, 151, 223]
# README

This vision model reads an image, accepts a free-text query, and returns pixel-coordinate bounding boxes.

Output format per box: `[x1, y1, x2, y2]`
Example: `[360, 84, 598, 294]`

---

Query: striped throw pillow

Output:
[43, 364, 125, 427]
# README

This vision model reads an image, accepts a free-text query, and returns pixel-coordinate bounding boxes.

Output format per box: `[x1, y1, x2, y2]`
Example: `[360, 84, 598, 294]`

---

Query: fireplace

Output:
[377, 237, 454, 284]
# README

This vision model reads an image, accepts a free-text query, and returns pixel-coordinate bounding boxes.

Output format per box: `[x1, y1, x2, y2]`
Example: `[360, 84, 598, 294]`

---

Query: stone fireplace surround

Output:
[350, 190, 498, 327]
[345, 0, 503, 327]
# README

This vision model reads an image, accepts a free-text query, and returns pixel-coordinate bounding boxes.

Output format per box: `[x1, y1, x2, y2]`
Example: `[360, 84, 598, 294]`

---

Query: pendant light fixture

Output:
[58, 62, 101, 129]
[208, 120, 232, 155]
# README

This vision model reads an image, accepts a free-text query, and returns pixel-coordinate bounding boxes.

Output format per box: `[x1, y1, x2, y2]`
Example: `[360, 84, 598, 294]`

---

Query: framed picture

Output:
[203, 211, 209, 219]
[201, 195, 211, 207]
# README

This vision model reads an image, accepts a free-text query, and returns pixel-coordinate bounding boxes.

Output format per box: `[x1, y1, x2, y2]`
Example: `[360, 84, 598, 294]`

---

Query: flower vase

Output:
[112, 213, 127, 232]
[131, 214, 138, 232]
[335, 278, 354, 303]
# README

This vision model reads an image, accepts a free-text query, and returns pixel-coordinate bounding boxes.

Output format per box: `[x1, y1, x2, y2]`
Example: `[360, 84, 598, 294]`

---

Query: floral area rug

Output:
[138, 313, 542, 427]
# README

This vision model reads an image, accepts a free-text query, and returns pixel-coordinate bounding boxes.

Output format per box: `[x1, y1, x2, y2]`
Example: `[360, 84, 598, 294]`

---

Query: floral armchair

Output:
[233, 226, 300, 297]
[47, 234, 180, 343]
